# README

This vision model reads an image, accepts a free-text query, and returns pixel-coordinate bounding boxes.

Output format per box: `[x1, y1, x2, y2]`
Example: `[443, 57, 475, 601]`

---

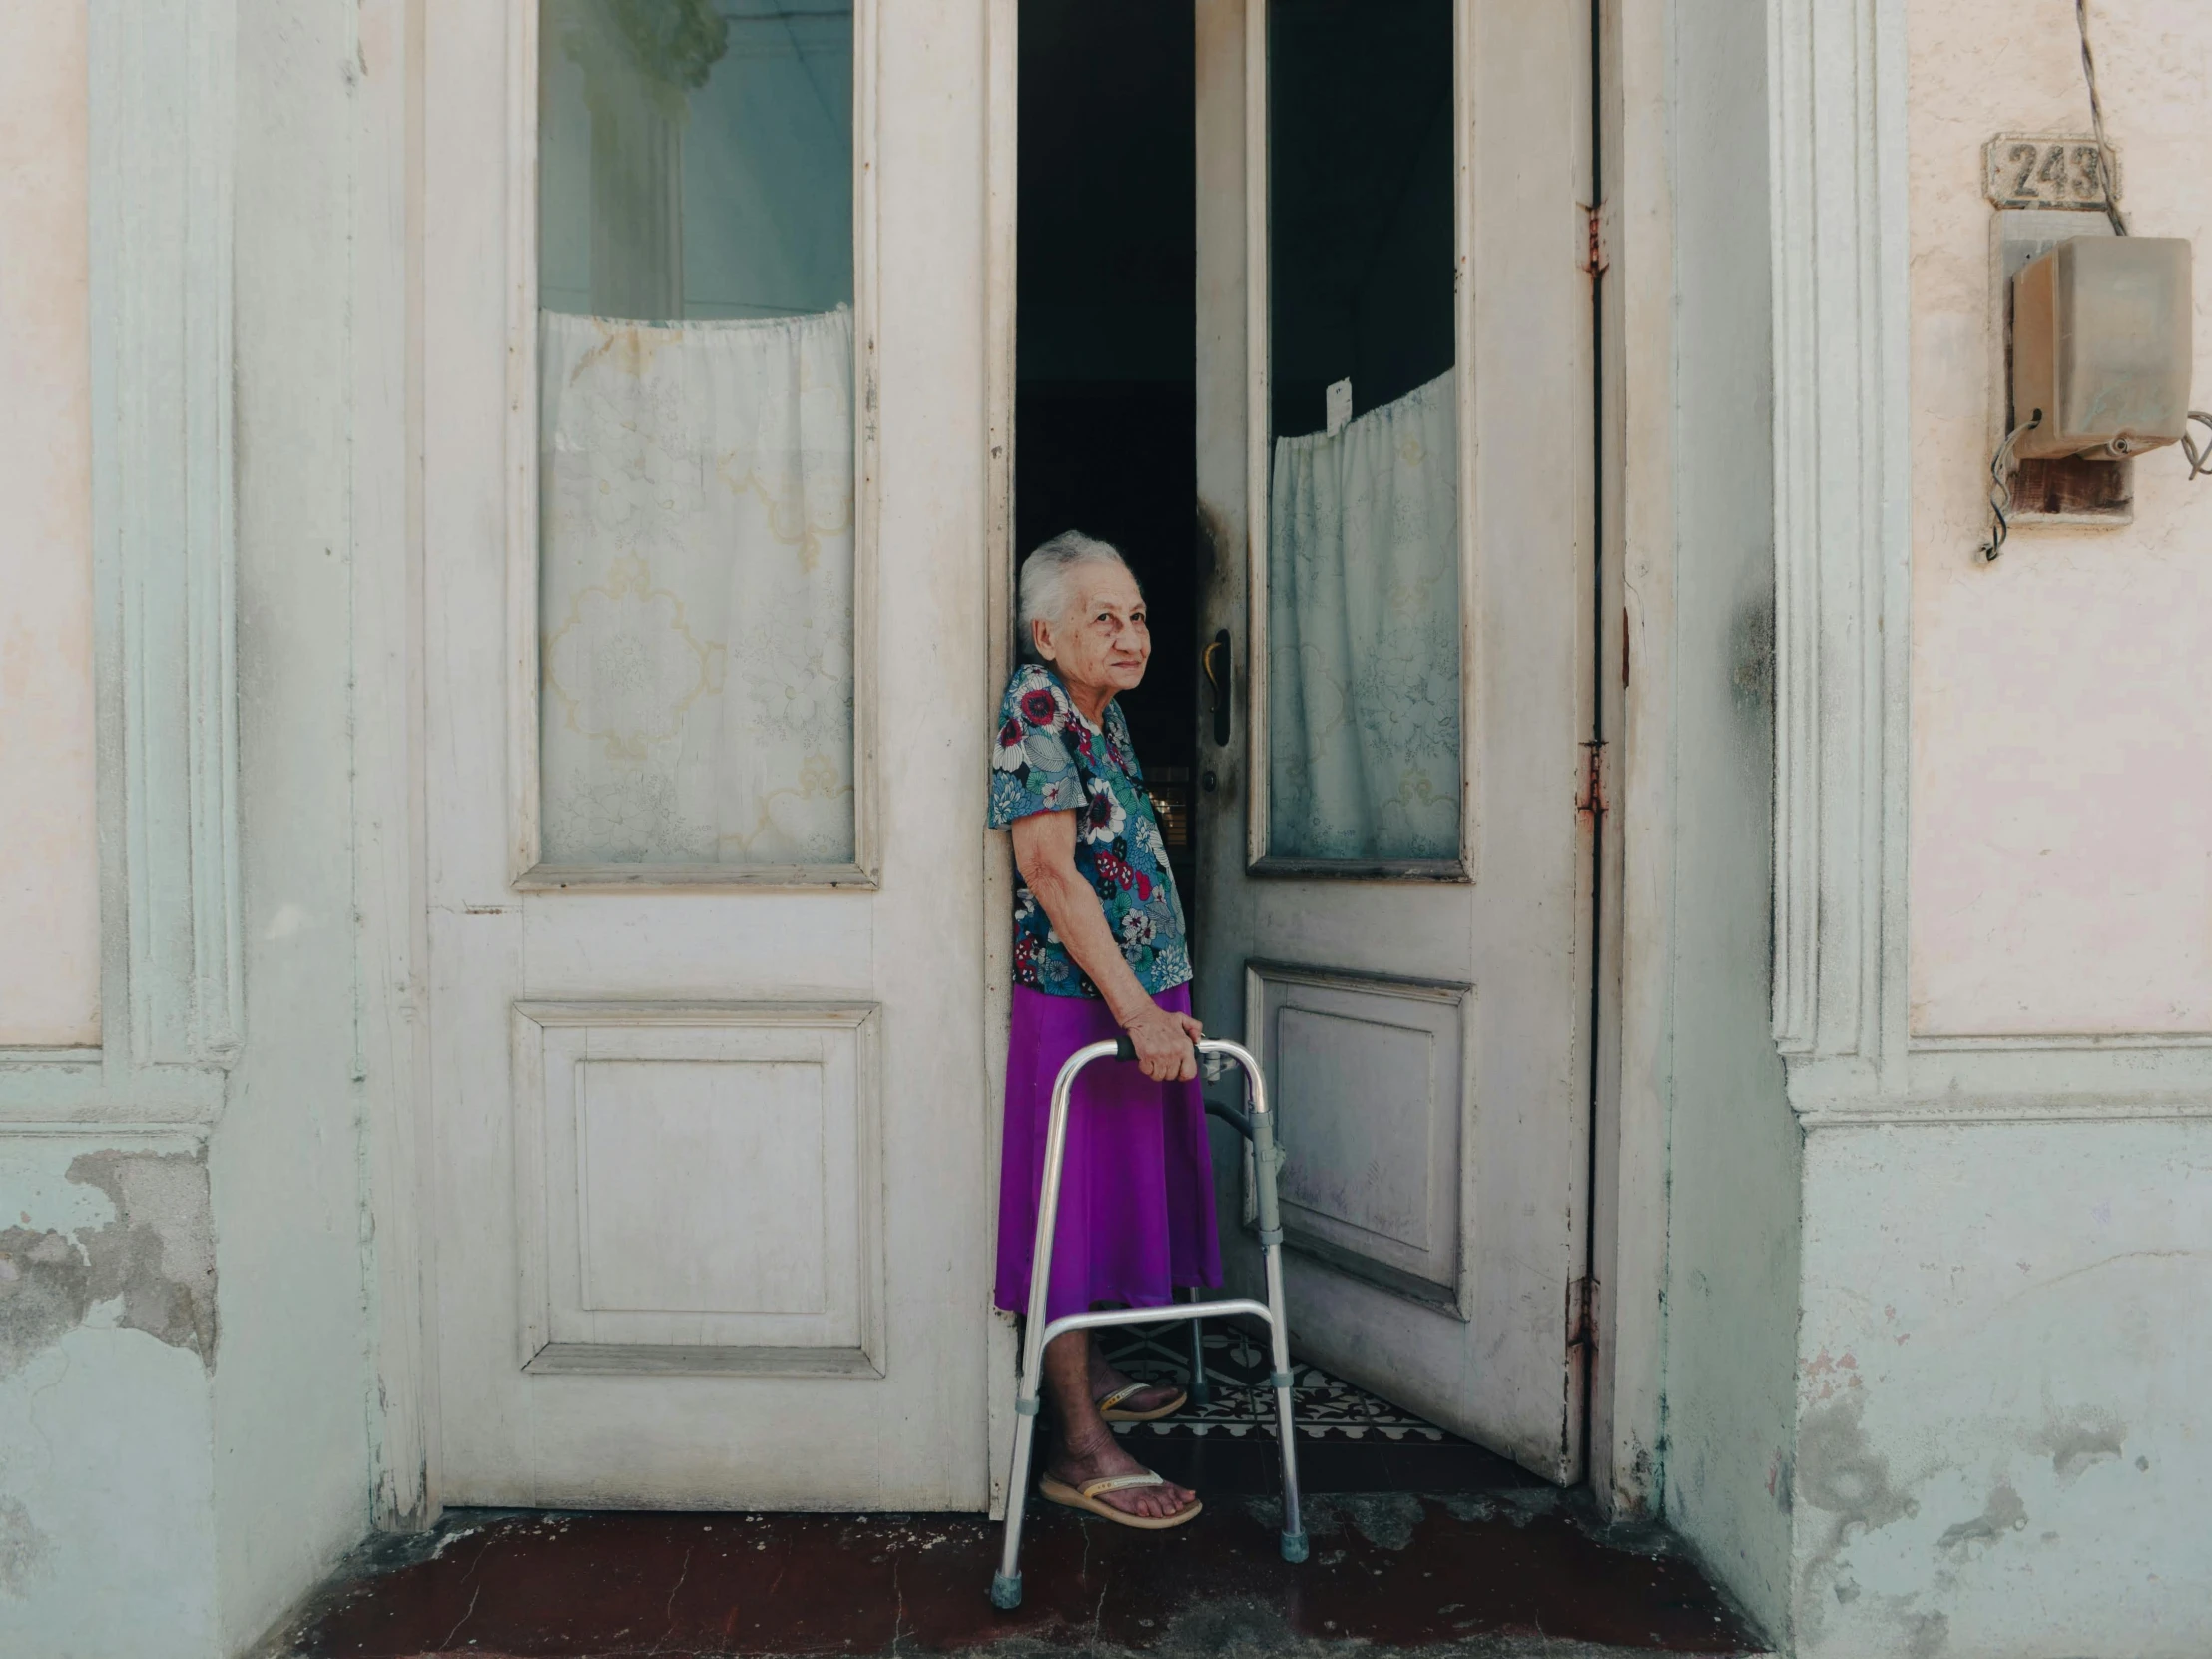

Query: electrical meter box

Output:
[2011, 236, 2192, 460]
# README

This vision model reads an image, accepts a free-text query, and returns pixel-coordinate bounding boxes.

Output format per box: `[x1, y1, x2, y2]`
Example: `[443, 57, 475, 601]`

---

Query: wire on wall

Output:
[2074, 0, 2129, 236]
[1978, 412, 2042, 562]
[2185, 412, 2212, 482]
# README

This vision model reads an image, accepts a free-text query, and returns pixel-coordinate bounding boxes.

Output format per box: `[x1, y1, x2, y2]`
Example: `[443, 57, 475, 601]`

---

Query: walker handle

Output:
[1112, 1033, 1205, 1069]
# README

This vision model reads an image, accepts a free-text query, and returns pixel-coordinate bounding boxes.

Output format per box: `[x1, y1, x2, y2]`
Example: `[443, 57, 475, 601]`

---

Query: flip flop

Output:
[1039, 1469, 1203, 1530]
[1096, 1382, 1188, 1423]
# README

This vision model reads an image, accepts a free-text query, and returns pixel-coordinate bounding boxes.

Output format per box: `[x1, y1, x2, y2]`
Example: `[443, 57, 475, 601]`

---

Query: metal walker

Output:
[990, 1035, 1307, 1610]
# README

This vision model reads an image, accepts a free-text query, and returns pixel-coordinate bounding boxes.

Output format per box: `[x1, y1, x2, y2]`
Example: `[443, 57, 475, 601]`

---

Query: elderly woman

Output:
[990, 530, 1217, 1530]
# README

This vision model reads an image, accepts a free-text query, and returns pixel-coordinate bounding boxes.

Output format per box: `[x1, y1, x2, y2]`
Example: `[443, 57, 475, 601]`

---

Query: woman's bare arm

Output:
[1011, 811, 1202, 1081]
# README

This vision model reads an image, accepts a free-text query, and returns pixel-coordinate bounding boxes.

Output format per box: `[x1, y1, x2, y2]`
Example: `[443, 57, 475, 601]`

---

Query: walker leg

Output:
[1181, 1289, 1211, 1406]
[993, 1395, 1039, 1608]
[992, 1037, 1119, 1608]
[1265, 1248, 1307, 1562]
[1247, 1077, 1306, 1564]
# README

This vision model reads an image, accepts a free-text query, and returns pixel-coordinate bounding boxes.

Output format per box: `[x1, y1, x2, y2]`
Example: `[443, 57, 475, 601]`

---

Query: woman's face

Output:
[1033, 563, 1150, 698]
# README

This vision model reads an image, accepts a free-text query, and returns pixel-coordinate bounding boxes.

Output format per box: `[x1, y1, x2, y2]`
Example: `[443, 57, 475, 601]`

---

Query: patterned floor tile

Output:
[1099, 1321, 1460, 1444]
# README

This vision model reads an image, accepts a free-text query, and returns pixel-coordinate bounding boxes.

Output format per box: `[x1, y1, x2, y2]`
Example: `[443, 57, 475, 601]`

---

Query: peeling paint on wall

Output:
[0, 1151, 217, 1374]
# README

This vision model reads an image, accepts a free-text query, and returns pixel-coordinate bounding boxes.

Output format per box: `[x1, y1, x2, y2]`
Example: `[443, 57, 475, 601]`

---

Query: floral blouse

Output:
[989, 663, 1192, 999]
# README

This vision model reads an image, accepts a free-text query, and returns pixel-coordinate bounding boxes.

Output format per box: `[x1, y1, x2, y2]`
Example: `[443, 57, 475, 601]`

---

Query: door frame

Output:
[980, 0, 1021, 1520]
[1589, 0, 1641, 1519]
[358, 0, 1671, 1530]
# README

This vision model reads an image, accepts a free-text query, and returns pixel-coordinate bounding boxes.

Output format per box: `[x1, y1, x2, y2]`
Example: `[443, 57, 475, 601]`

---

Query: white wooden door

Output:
[423, 0, 994, 1508]
[1191, 0, 1594, 1482]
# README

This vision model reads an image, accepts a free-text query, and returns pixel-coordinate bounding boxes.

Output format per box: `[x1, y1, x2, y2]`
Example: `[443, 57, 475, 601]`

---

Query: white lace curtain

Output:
[1267, 368, 1461, 860]
[538, 306, 855, 865]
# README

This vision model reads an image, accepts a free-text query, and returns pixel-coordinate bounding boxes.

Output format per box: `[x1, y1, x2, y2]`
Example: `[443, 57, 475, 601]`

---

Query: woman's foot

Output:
[1040, 1328, 1197, 1521]
[1089, 1353, 1184, 1419]
[1045, 1429, 1197, 1521]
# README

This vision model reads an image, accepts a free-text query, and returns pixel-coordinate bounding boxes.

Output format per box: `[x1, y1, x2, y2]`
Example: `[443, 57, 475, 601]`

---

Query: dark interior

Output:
[1016, 0, 1199, 899]
[1268, 0, 1455, 439]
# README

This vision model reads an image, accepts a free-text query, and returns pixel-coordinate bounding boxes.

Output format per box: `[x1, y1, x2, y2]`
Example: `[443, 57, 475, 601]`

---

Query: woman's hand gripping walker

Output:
[990, 1037, 1307, 1610]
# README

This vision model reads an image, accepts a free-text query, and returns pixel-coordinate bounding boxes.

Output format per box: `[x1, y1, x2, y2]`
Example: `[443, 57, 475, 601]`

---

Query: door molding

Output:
[499, 0, 884, 893]
[1766, 0, 1911, 1085]
[1243, 960, 1474, 1315]
[0, 0, 243, 1123]
[353, 0, 436, 1531]
[509, 999, 886, 1379]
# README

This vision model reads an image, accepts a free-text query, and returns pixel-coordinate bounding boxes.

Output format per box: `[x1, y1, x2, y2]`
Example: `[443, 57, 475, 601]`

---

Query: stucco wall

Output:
[1910, 0, 2212, 1036]
[1793, 1122, 2212, 1658]
[0, 0, 100, 1047]
[0, 3, 382, 1653]
[1780, 3, 2212, 1654]
[0, 13, 211, 1650]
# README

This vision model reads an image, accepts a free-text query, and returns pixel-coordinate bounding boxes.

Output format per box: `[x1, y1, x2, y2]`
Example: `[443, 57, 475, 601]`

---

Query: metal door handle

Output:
[1203, 629, 1232, 746]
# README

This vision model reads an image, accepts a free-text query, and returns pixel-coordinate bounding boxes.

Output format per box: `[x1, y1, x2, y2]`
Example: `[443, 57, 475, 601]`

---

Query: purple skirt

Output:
[994, 983, 1222, 1325]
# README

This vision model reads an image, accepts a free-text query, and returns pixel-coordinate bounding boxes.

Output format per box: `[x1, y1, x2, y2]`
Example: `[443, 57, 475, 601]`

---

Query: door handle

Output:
[1203, 629, 1232, 747]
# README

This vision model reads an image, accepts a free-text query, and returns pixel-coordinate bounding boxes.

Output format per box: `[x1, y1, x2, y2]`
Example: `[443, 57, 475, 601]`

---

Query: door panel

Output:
[1251, 964, 1469, 1306]
[513, 1004, 879, 1367]
[1193, 0, 1593, 1482]
[426, 0, 992, 1509]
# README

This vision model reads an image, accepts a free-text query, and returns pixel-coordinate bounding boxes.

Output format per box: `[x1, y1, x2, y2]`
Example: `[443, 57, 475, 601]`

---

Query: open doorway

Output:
[1009, 0, 1558, 1499]
[1015, 0, 1199, 906]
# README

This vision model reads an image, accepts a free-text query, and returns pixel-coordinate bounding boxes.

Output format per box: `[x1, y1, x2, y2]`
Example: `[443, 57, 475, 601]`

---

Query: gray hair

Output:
[1017, 531, 1137, 659]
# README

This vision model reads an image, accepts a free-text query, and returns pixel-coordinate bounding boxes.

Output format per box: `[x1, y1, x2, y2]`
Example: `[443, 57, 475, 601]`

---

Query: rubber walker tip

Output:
[990, 1571, 1024, 1609]
[1281, 1529, 1310, 1564]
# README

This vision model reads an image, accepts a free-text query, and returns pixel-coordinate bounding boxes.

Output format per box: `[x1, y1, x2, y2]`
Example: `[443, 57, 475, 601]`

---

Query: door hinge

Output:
[1583, 201, 1611, 277]
[1576, 741, 1610, 823]
[1567, 1275, 1598, 1353]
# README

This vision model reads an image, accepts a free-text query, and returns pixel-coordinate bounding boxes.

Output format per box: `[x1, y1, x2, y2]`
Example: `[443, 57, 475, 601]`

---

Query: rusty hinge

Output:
[1566, 1275, 1598, 1353]
[1575, 740, 1610, 823]
[1583, 201, 1611, 277]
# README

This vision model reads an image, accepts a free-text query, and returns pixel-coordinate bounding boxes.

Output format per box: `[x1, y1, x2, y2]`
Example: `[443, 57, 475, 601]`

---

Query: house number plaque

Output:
[1983, 134, 2120, 211]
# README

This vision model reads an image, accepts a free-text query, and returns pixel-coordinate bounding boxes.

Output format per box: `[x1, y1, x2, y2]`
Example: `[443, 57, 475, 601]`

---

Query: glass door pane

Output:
[537, 1, 857, 867]
[1265, 0, 1460, 864]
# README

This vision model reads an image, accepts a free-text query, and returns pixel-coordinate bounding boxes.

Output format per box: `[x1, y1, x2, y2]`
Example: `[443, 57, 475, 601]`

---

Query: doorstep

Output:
[263, 1336, 1764, 1659]
[264, 1491, 1761, 1659]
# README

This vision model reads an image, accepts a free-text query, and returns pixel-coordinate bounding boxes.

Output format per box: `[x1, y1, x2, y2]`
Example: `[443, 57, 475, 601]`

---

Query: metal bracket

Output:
[1583, 201, 1612, 277]
[1576, 742, 1610, 822]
